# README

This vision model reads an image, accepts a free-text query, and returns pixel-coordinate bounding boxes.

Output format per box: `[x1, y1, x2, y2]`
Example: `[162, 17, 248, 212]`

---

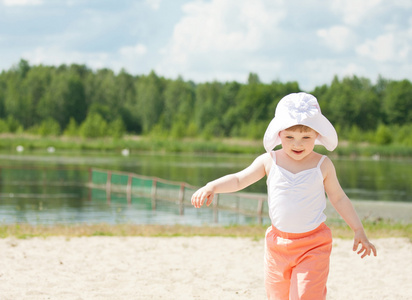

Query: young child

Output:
[191, 92, 377, 299]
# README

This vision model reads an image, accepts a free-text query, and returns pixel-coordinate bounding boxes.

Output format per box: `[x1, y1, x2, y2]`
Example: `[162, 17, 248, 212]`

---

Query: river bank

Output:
[3, 134, 412, 157]
[1, 216, 411, 240]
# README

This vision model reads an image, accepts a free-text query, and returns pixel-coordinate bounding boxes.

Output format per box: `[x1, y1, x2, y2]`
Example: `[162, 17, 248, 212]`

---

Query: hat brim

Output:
[263, 114, 338, 152]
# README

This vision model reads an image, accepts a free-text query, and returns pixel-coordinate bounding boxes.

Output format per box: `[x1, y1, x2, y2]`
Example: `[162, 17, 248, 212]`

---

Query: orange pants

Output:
[264, 223, 332, 300]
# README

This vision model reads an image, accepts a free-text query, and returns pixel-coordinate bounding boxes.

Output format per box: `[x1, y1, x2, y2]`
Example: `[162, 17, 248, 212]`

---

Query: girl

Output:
[191, 92, 377, 300]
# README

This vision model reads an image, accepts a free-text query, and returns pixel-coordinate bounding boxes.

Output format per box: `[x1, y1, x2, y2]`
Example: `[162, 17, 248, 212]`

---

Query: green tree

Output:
[38, 71, 86, 129]
[0, 119, 8, 132]
[79, 112, 108, 138]
[84, 68, 118, 121]
[6, 115, 22, 132]
[194, 81, 226, 136]
[383, 79, 412, 125]
[23, 65, 53, 127]
[0, 76, 7, 119]
[37, 118, 61, 136]
[108, 118, 126, 138]
[135, 71, 164, 133]
[321, 76, 381, 131]
[4, 73, 25, 126]
[1, 60, 412, 143]
[225, 81, 279, 138]
[247, 72, 261, 85]
[163, 76, 195, 135]
[115, 69, 138, 132]
[375, 124, 392, 145]
[3, 60, 33, 128]
[15, 59, 30, 78]
[63, 117, 79, 137]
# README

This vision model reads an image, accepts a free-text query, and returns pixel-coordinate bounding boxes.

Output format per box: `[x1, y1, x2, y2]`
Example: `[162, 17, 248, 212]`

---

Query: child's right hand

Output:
[191, 185, 215, 208]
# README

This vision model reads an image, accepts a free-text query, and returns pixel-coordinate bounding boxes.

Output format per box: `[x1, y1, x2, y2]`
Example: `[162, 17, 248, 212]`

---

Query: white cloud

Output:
[1, 0, 411, 91]
[330, 0, 383, 26]
[119, 44, 147, 57]
[157, 0, 286, 81]
[116, 44, 151, 73]
[145, 0, 161, 11]
[356, 34, 395, 62]
[342, 62, 365, 77]
[21, 44, 154, 75]
[391, 0, 412, 9]
[1, 0, 43, 6]
[301, 59, 367, 89]
[22, 46, 110, 70]
[317, 26, 356, 52]
[356, 29, 411, 62]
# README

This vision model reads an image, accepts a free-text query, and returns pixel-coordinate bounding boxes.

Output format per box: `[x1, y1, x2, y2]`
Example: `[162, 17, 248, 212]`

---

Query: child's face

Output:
[279, 128, 318, 160]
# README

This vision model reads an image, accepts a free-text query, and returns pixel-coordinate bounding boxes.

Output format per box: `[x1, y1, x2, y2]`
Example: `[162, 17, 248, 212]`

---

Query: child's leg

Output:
[264, 224, 332, 300]
[264, 226, 292, 300]
[289, 224, 332, 300]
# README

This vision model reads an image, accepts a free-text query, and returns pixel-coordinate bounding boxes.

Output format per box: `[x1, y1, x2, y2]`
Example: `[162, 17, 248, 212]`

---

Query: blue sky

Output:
[1, 0, 411, 90]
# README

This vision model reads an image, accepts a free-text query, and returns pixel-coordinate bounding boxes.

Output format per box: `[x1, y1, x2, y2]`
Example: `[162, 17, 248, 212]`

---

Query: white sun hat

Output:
[263, 92, 338, 152]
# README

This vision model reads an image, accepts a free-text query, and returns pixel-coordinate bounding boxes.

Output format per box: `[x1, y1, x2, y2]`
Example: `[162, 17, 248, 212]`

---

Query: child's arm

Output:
[322, 157, 377, 258]
[191, 153, 270, 208]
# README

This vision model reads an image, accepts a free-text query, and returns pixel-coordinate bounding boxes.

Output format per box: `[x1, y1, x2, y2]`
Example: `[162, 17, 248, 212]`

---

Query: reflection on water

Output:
[0, 189, 270, 226]
[333, 158, 412, 202]
[1, 151, 412, 225]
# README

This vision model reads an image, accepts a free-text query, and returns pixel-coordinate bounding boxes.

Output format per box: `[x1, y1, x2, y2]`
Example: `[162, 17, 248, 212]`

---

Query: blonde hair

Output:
[286, 125, 317, 133]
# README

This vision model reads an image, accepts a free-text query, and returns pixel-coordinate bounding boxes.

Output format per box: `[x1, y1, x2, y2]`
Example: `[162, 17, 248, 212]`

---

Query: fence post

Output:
[151, 179, 157, 210]
[106, 171, 112, 203]
[178, 183, 185, 215]
[42, 167, 46, 189]
[213, 194, 219, 223]
[126, 174, 132, 204]
[88, 168, 92, 201]
[257, 197, 264, 225]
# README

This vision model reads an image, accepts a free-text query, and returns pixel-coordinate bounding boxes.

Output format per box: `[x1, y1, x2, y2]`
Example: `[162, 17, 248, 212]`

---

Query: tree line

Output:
[0, 59, 412, 145]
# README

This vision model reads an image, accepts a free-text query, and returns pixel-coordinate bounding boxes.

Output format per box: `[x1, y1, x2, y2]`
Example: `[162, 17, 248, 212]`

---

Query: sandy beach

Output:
[0, 236, 411, 300]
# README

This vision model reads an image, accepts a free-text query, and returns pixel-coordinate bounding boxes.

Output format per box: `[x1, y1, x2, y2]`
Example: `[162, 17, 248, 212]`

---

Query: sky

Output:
[1, 0, 411, 91]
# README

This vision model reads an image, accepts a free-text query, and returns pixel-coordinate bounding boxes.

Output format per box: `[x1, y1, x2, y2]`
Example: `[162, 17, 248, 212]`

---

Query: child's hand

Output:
[191, 185, 215, 208]
[353, 230, 377, 258]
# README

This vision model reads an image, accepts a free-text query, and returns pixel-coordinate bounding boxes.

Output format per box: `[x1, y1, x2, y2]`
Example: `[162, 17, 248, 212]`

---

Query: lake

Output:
[1, 151, 412, 226]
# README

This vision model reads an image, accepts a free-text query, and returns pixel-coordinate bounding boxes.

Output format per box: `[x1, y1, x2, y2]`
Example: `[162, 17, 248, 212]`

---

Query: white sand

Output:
[0, 236, 411, 300]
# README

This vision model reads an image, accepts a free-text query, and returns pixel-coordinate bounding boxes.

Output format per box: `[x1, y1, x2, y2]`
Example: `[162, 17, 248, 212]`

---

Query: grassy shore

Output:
[0, 134, 263, 155]
[3, 134, 412, 157]
[1, 219, 411, 241]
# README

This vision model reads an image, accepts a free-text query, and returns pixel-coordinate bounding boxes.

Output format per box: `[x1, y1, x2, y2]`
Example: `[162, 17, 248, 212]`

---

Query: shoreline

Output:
[3, 134, 412, 157]
[325, 199, 412, 223]
[1, 219, 411, 241]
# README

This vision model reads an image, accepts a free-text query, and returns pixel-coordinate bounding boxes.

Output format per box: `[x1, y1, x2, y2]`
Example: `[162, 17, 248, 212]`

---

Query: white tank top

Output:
[266, 151, 327, 233]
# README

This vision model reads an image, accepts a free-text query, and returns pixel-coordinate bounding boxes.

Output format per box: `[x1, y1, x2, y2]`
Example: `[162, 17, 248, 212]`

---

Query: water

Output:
[1, 189, 263, 226]
[1, 151, 412, 225]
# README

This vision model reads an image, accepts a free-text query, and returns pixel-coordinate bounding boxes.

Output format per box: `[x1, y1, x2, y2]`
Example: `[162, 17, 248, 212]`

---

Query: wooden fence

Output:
[88, 168, 268, 224]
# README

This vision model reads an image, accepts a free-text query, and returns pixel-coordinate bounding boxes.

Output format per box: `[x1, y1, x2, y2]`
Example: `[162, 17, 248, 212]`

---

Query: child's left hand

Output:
[353, 230, 377, 258]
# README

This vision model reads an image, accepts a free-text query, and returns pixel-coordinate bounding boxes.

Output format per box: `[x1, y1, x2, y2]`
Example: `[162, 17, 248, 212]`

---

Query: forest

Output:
[1, 59, 412, 146]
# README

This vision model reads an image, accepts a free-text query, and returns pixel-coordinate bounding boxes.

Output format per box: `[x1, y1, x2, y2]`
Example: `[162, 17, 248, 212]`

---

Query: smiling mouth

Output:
[292, 150, 304, 154]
